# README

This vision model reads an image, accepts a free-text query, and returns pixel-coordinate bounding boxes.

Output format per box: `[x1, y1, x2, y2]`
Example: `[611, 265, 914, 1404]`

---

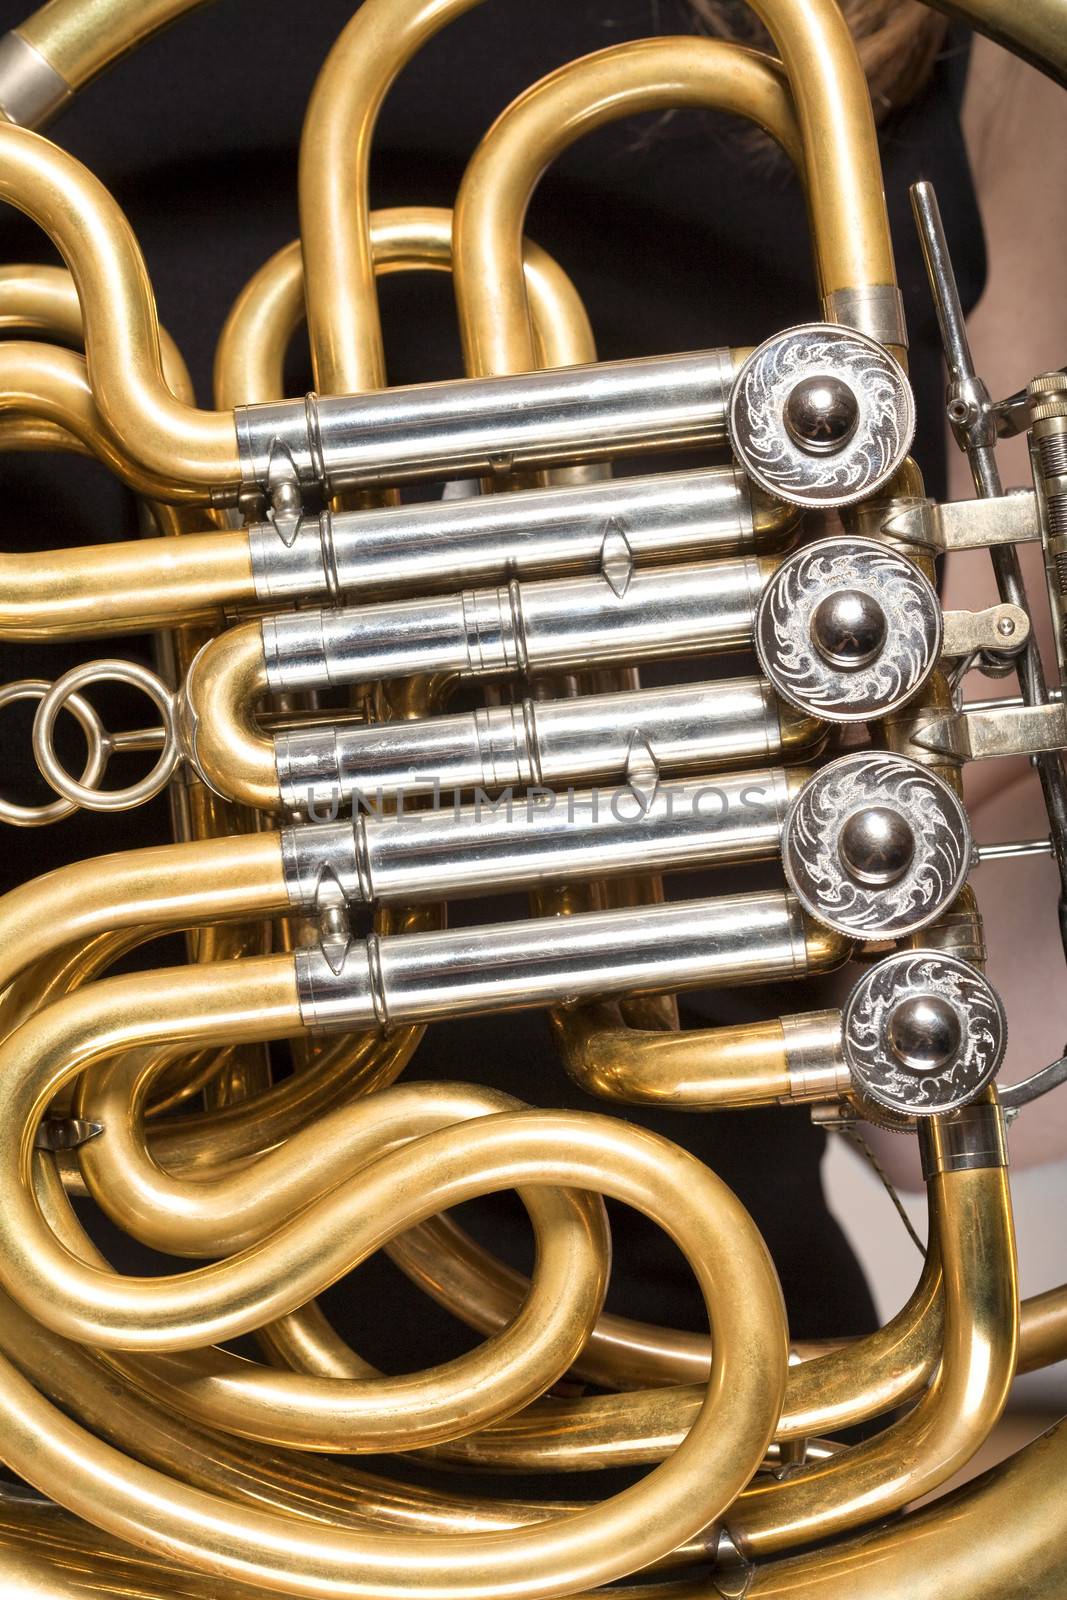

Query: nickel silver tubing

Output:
[294, 888, 823, 1030]
[280, 767, 799, 909]
[235, 346, 737, 497]
[261, 557, 770, 694]
[276, 674, 819, 815]
[247, 464, 780, 605]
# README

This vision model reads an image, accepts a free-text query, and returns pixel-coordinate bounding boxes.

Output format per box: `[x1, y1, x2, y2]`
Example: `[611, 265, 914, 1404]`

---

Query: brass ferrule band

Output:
[781, 1010, 850, 1103]
[823, 284, 908, 350]
[0, 30, 71, 128]
[920, 1101, 1010, 1179]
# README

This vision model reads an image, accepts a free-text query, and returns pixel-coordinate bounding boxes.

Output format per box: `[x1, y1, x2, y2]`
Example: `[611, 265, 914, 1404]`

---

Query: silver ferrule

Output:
[261, 557, 768, 695]
[293, 888, 811, 1031]
[247, 464, 758, 606]
[919, 1101, 1009, 1179]
[281, 768, 793, 909]
[0, 32, 71, 129]
[235, 347, 735, 497]
[781, 1009, 851, 1103]
[822, 285, 908, 351]
[277, 674, 790, 816]
[280, 820, 366, 909]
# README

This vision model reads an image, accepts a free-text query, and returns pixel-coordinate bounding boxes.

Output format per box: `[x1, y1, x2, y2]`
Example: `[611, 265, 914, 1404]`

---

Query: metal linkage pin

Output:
[911, 179, 1067, 960]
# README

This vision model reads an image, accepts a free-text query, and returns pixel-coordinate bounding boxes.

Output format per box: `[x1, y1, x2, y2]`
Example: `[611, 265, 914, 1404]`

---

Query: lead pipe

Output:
[212, 209, 603, 411]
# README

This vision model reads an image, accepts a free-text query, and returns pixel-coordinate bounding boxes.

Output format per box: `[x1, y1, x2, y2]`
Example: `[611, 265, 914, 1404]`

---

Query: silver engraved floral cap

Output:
[729, 322, 915, 508]
[783, 752, 972, 939]
[843, 951, 1006, 1116]
[754, 536, 942, 722]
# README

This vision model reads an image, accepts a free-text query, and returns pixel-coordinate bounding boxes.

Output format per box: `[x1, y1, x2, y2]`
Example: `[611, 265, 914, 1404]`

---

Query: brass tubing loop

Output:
[2, 0, 1066, 1595]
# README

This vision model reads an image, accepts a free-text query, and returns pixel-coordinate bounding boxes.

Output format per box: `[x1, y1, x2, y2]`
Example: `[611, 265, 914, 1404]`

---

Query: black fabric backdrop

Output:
[0, 1, 986, 1435]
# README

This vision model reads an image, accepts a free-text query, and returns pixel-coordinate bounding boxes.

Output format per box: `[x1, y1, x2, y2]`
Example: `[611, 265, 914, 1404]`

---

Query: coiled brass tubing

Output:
[0, 1007, 788, 1596]
[0, 0, 1057, 1594]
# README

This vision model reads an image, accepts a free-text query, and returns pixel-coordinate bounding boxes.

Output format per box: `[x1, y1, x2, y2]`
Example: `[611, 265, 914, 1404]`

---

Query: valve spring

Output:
[1039, 431, 1067, 479]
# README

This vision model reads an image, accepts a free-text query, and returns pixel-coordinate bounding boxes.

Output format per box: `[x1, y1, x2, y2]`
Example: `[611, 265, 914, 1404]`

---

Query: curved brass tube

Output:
[11, 1, 215, 116]
[0, 1281, 580, 1542]
[0, 123, 238, 488]
[295, 1193, 944, 1471]
[179, 622, 277, 810]
[0, 263, 195, 400]
[215, 208, 599, 410]
[213, 238, 304, 412]
[557, 1003, 804, 1107]
[454, 38, 802, 379]
[0, 832, 287, 1004]
[925, 0, 1067, 89]
[747, 1419, 1067, 1597]
[0, 1103, 787, 1597]
[298, 0, 481, 395]
[0, 209, 602, 641]
[65, 1085, 611, 1453]
[299, 0, 896, 397]
[727, 1165, 1018, 1557]
[0, 844, 978, 1460]
[745, 0, 896, 321]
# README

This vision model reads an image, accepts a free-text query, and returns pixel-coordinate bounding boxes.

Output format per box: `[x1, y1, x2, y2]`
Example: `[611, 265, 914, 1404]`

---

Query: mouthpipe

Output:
[0, 2, 211, 130]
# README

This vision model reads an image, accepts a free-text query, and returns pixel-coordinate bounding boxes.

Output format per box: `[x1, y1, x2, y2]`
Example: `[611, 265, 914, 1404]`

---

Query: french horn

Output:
[0, 0, 1065, 1595]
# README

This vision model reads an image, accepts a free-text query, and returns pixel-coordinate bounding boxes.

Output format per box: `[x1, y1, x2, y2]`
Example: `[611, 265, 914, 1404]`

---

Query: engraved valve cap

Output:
[729, 322, 915, 508]
[843, 951, 1006, 1116]
[754, 536, 943, 722]
[783, 752, 972, 939]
